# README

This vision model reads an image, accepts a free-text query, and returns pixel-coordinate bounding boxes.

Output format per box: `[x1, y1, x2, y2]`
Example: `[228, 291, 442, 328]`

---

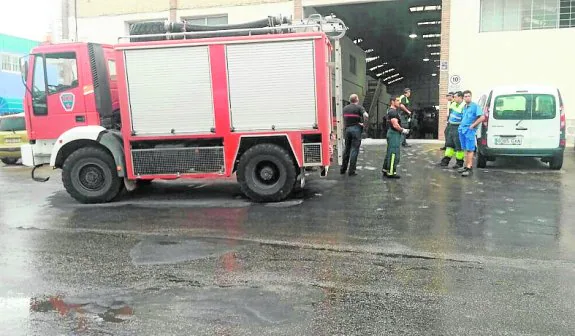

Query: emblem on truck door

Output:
[60, 93, 76, 112]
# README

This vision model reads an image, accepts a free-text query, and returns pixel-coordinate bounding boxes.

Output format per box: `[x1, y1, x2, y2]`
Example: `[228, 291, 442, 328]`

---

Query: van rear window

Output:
[493, 94, 556, 120]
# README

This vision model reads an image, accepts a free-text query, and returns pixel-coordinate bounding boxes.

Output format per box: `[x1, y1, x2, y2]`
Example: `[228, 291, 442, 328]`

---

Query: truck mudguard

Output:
[50, 125, 126, 177]
[98, 131, 126, 177]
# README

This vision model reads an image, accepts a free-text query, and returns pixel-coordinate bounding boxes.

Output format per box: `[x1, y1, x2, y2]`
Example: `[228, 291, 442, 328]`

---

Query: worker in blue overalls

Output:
[458, 90, 485, 177]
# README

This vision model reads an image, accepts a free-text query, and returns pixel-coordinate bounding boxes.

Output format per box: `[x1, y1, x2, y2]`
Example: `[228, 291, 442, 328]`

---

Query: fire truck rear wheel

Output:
[237, 144, 297, 202]
[62, 146, 122, 204]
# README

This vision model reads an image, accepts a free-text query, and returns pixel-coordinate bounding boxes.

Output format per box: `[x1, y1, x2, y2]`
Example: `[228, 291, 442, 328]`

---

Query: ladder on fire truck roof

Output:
[120, 14, 348, 166]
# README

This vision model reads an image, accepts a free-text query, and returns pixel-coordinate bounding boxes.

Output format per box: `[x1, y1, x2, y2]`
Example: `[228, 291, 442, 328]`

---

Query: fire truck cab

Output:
[20, 15, 346, 204]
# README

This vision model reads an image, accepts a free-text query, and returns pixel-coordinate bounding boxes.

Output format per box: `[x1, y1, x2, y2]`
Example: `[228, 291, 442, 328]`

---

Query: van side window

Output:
[45, 52, 78, 95]
[478, 94, 487, 110]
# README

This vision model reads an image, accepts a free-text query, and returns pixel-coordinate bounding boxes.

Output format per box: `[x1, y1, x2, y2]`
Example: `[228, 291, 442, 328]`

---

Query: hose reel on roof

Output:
[126, 14, 347, 42]
[129, 15, 292, 42]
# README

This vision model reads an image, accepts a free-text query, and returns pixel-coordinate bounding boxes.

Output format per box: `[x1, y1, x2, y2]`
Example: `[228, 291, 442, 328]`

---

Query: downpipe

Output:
[31, 164, 50, 182]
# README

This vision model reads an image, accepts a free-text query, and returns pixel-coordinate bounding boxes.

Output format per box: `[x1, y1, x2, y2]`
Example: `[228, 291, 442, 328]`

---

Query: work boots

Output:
[439, 157, 451, 167]
[452, 159, 464, 169]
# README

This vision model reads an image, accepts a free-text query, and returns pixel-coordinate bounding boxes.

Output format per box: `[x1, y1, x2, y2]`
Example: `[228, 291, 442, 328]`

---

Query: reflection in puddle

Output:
[30, 295, 134, 330]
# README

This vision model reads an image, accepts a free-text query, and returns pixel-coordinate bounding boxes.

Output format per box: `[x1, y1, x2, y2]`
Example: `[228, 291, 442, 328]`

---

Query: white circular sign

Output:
[450, 75, 461, 85]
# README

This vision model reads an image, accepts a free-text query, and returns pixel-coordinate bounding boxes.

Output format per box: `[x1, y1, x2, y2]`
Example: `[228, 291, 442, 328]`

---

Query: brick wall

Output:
[438, 0, 450, 141]
[293, 0, 303, 20]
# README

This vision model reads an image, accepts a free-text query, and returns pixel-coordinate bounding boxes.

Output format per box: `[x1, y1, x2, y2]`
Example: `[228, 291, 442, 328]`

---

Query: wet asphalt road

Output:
[2, 142, 575, 335]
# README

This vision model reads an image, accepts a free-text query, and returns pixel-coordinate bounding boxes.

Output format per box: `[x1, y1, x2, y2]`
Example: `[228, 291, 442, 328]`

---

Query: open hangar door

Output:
[309, 0, 443, 139]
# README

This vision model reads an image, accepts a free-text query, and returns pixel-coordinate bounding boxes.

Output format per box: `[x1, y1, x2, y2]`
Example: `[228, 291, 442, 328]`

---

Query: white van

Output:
[476, 85, 565, 170]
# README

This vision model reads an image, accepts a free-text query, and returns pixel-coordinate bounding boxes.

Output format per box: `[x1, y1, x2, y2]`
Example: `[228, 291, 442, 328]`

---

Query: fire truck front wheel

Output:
[62, 147, 123, 204]
[237, 144, 297, 202]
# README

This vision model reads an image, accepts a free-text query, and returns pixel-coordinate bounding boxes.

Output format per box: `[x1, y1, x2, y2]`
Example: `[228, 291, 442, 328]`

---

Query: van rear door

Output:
[529, 93, 560, 149]
[487, 93, 532, 149]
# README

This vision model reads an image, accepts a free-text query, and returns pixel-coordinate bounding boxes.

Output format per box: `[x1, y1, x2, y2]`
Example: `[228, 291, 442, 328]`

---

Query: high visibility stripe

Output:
[445, 147, 455, 158]
[456, 151, 465, 160]
[448, 102, 465, 123]
[389, 153, 396, 175]
[450, 101, 464, 113]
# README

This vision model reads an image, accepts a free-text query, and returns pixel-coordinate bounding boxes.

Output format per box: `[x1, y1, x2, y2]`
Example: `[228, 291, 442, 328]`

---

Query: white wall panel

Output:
[124, 46, 214, 135]
[450, 0, 575, 141]
[226, 39, 317, 131]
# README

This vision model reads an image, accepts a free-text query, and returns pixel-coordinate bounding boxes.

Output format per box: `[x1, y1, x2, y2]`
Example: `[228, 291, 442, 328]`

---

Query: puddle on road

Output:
[30, 294, 134, 324]
[26, 286, 321, 332]
[130, 237, 242, 266]
[140, 286, 320, 327]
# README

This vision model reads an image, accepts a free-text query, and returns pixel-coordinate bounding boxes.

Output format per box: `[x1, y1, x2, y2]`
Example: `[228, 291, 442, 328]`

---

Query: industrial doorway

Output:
[308, 1, 443, 139]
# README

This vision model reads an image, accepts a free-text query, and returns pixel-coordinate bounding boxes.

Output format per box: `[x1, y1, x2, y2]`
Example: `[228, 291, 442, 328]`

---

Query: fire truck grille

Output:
[131, 147, 225, 176]
[303, 143, 322, 166]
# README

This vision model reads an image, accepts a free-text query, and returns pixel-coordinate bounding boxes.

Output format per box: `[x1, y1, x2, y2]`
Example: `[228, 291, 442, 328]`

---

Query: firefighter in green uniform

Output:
[398, 88, 412, 147]
[439, 91, 465, 168]
[382, 97, 410, 178]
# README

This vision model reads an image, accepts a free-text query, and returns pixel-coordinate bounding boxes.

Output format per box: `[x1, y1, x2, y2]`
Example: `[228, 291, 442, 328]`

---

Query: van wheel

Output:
[477, 152, 487, 169]
[550, 155, 563, 170]
[62, 147, 122, 204]
[1, 158, 19, 165]
[237, 144, 297, 202]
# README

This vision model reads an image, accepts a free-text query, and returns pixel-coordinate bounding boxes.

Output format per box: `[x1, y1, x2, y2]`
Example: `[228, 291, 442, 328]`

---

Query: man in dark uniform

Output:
[340, 94, 368, 176]
[382, 97, 410, 178]
[398, 88, 413, 147]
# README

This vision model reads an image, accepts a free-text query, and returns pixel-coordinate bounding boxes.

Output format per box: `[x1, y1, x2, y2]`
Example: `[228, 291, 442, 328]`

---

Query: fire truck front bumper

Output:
[21, 144, 53, 182]
[21, 144, 51, 168]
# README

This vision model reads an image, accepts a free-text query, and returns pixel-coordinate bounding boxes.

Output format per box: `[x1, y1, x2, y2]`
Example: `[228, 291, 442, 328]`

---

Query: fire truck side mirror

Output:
[20, 58, 28, 81]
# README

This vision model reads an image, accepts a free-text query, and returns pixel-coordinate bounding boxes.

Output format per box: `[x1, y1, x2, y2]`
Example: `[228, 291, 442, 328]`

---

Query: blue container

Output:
[0, 96, 24, 115]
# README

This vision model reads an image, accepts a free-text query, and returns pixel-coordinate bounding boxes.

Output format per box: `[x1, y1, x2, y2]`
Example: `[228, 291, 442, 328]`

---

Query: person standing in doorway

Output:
[398, 88, 413, 147]
[440, 92, 454, 151]
[439, 91, 465, 169]
[340, 94, 369, 176]
[382, 97, 410, 178]
[458, 90, 485, 177]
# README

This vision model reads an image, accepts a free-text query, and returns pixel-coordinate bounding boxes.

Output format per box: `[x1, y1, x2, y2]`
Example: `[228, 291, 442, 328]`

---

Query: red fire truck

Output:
[20, 15, 346, 204]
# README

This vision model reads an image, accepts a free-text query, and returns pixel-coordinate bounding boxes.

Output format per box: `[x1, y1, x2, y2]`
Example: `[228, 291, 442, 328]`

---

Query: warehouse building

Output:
[0, 34, 39, 115]
[65, 0, 575, 140]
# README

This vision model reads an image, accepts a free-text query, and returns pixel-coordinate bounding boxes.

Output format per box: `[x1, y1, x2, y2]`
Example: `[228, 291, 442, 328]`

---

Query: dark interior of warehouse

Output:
[312, 0, 443, 139]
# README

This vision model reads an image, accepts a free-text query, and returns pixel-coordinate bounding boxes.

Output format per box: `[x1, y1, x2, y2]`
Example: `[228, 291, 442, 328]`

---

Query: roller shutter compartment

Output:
[124, 46, 215, 135]
[226, 40, 318, 131]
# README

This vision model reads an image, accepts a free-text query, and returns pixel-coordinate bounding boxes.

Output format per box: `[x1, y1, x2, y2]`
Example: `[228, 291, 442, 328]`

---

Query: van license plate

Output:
[495, 137, 522, 145]
[4, 138, 21, 144]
